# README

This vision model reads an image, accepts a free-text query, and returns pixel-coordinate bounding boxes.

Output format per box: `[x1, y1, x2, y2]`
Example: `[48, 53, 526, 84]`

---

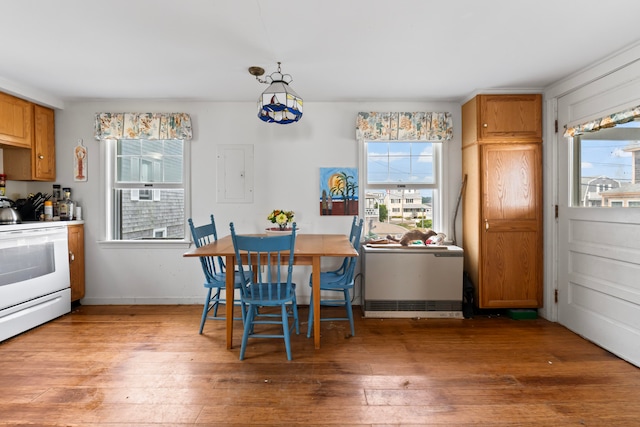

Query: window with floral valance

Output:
[94, 113, 193, 141]
[563, 105, 640, 137]
[565, 104, 640, 208]
[356, 112, 453, 141]
[356, 111, 453, 239]
[95, 112, 192, 243]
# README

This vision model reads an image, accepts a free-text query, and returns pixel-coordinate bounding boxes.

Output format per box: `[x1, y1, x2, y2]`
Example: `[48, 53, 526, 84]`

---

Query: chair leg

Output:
[239, 299, 247, 324]
[248, 305, 259, 334]
[292, 294, 300, 335]
[239, 305, 256, 361]
[344, 289, 355, 337]
[306, 289, 355, 338]
[199, 288, 214, 334]
[282, 304, 292, 361]
[306, 292, 314, 338]
[211, 288, 222, 317]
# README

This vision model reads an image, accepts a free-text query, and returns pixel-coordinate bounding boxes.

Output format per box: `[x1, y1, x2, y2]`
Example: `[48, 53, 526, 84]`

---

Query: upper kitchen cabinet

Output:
[32, 105, 56, 180]
[0, 92, 33, 149]
[2, 101, 56, 181]
[462, 94, 542, 146]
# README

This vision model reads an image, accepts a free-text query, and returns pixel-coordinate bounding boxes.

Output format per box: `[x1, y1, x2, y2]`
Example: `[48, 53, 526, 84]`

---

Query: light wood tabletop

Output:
[184, 233, 358, 349]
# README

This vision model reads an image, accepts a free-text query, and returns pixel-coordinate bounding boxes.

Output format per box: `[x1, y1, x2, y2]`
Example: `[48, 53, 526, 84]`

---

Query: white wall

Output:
[28, 100, 462, 305]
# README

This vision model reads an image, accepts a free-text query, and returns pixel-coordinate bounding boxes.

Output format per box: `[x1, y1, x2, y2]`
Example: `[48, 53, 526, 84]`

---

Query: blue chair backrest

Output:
[350, 217, 363, 247]
[349, 216, 358, 239]
[188, 215, 225, 282]
[230, 222, 297, 301]
[343, 218, 363, 282]
[332, 217, 362, 275]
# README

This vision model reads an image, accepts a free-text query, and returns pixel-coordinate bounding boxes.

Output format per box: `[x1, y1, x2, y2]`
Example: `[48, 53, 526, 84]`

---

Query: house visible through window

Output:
[362, 141, 442, 238]
[572, 119, 640, 207]
[131, 189, 161, 201]
[105, 139, 188, 241]
[153, 227, 168, 238]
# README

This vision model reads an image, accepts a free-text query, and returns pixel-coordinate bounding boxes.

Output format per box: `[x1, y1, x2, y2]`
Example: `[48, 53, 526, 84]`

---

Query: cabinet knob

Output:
[483, 123, 488, 128]
[69, 251, 75, 262]
[485, 220, 489, 231]
[38, 154, 44, 159]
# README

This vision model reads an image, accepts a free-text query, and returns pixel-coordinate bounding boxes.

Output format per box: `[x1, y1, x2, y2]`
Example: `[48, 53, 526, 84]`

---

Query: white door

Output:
[556, 64, 640, 367]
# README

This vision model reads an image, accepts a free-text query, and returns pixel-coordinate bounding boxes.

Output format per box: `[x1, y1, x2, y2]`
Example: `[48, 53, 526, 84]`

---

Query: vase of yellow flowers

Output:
[266, 209, 296, 235]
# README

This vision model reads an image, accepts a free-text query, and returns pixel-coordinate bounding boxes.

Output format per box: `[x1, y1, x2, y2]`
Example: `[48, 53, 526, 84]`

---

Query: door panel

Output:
[480, 144, 542, 308]
[479, 94, 542, 141]
[481, 229, 541, 307]
[557, 68, 640, 367]
[483, 145, 539, 220]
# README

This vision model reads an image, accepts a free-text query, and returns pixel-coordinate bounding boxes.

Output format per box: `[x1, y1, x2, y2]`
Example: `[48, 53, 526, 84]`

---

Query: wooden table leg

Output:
[312, 256, 321, 349]
[225, 255, 234, 349]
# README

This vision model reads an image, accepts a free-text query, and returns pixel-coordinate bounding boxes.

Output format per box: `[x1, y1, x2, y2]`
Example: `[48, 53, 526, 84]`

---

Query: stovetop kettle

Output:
[0, 197, 22, 224]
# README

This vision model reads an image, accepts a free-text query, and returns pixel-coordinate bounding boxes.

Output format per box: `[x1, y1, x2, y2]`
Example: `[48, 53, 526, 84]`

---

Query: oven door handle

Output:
[0, 225, 66, 238]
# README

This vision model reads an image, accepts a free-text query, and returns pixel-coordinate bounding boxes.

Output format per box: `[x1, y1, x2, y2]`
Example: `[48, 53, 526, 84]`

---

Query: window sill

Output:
[98, 240, 191, 250]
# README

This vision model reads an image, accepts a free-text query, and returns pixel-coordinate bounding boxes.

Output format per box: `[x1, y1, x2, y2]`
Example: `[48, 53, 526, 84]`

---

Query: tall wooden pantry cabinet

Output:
[461, 94, 543, 309]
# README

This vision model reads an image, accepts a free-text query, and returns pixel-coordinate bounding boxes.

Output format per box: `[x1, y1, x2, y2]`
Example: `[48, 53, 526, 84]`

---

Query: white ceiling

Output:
[2, 0, 640, 107]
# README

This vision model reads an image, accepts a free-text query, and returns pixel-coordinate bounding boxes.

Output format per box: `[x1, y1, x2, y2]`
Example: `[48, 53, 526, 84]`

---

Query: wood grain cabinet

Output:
[470, 94, 542, 142]
[67, 224, 85, 302]
[3, 104, 56, 181]
[462, 94, 543, 309]
[0, 92, 33, 148]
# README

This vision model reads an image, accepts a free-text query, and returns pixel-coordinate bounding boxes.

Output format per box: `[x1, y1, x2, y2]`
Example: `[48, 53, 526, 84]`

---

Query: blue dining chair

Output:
[230, 222, 299, 361]
[325, 216, 360, 277]
[307, 217, 363, 338]
[188, 215, 249, 334]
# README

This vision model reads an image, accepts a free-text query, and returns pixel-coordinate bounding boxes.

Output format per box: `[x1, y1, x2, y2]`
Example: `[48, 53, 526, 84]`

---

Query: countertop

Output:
[0, 220, 85, 232]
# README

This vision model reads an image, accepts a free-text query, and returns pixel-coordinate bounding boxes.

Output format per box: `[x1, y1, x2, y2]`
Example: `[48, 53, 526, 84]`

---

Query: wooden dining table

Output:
[183, 233, 359, 349]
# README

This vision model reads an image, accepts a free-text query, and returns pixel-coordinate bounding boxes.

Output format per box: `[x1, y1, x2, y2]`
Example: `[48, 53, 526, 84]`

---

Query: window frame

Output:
[359, 139, 444, 237]
[99, 138, 191, 247]
[570, 120, 640, 208]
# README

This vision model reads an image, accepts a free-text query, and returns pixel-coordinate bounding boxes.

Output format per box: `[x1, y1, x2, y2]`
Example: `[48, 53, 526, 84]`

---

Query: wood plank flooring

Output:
[1, 304, 639, 426]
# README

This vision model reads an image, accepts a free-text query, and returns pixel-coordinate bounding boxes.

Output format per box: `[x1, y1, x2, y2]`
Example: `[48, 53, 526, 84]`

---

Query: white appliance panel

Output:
[0, 223, 71, 342]
[363, 245, 463, 318]
[0, 225, 70, 310]
[0, 289, 70, 342]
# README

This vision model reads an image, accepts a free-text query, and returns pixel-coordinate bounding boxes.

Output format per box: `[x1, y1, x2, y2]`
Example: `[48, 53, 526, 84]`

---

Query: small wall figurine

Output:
[74, 139, 87, 182]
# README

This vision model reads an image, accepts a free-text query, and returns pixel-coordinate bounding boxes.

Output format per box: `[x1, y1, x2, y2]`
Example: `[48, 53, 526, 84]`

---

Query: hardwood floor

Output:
[1, 304, 639, 426]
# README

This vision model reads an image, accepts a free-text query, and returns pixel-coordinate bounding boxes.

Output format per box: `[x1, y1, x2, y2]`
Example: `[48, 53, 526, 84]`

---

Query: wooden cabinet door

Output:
[0, 92, 33, 148]
[3, 102, 55, 181]
[479, 94, 542, 142]
[68, 224, 85, 302]
[480, 144, 542, 308]
[33, 105, 56, 180]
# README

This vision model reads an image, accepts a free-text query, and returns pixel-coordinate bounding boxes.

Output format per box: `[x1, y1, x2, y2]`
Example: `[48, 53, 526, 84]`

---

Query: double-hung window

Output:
[95, 112, 192, 243]
[104, 138, 190, 241]
[362, 140, 442, 237]
[356, 111, 452, 239]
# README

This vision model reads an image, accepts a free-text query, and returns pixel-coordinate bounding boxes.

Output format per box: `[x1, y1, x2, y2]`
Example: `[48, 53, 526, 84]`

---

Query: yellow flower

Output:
[275, 212, 289, 225]
[268, 209, 294, 225]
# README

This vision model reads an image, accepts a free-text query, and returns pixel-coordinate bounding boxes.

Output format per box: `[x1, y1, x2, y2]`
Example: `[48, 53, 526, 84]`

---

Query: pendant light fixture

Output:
[248, 62, 303, 124]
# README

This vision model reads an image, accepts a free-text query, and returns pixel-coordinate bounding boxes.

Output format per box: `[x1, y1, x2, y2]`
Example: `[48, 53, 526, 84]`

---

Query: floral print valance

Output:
[94, 113, 193, 140]
[356, 112, 453, 141]
[564, 105, 640, 138]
